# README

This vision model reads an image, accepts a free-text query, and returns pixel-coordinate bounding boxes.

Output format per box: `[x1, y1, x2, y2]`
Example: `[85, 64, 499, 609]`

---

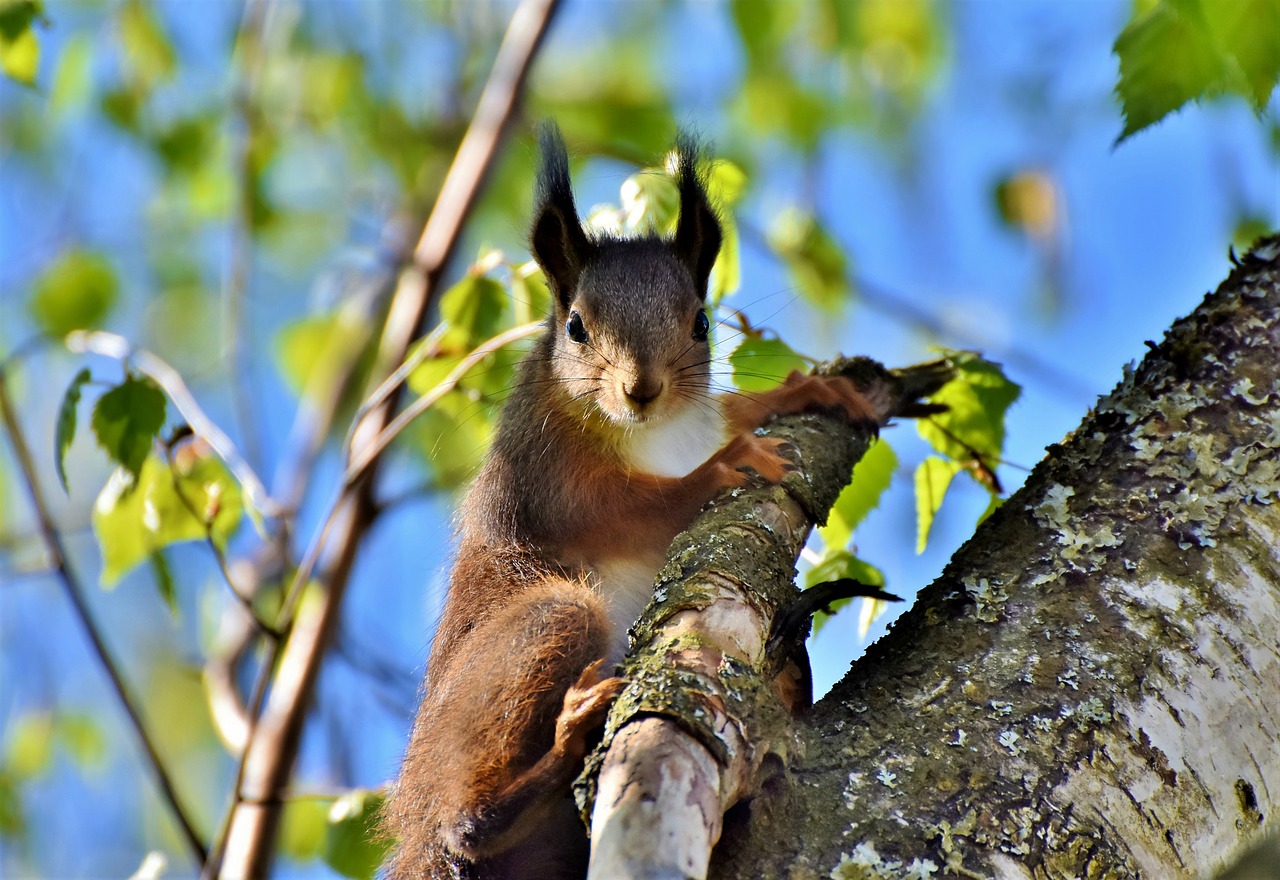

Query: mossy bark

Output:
[583, 238, 1280, 880]
[707, 242, 1280, 879]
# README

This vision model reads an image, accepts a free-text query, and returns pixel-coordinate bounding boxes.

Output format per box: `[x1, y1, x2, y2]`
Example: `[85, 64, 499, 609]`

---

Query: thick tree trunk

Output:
[594, 238, 1280, 880]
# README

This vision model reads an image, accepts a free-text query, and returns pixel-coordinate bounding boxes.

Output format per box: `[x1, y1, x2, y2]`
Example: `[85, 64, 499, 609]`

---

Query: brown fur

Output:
[383, 125, 879, 879]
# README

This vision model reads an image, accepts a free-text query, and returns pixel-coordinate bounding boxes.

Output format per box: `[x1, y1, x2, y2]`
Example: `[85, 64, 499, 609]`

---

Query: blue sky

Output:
[1, 1, 1277, 876]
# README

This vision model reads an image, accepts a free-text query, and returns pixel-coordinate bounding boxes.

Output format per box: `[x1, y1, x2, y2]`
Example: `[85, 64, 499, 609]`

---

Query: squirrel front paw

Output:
[554, 659, 626, 760]
[780, 371, 882, 434]
[714, 433, 797, 489]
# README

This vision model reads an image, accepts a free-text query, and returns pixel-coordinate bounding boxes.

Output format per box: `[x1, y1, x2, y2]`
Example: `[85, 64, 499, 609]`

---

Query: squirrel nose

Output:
[624, 378, 663, 407]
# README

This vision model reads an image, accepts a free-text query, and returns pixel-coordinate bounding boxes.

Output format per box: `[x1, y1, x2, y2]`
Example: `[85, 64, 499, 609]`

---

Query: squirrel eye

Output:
[692, 309, 710, 341]
[566, 311, 588, 344]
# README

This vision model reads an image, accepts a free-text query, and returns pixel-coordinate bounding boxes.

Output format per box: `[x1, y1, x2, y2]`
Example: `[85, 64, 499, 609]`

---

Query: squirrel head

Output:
[529, 123, 724, 427]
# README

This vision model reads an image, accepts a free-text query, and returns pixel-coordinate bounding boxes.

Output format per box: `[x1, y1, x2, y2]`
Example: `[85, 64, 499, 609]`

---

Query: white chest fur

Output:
[619, 403, 728, 478]
[593, 556, 665, 667]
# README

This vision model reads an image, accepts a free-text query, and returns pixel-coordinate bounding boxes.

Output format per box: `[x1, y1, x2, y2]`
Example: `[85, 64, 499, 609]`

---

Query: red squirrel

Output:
[384, 125, 881, 879]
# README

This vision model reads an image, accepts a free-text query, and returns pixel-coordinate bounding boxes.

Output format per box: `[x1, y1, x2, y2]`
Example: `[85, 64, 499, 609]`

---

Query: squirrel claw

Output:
[555, 660, 625, 758]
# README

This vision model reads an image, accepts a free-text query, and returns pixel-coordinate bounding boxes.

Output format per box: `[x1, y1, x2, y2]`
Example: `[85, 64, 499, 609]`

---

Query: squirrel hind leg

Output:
[388, 578, 618, 873]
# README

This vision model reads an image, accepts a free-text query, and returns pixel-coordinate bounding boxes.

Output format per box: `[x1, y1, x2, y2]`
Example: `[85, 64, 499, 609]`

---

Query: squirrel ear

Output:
[531, 122, 592, 310]
[672, 132, 723, 301]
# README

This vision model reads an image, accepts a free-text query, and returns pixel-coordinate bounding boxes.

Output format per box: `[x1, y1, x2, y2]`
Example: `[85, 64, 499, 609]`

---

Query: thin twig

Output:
[346, 321, 541, 482]
[65, 330, 282, 520]
[0, 368, 209, 869]
[211, 1, 562, 876]
[160, 443, 281, 639]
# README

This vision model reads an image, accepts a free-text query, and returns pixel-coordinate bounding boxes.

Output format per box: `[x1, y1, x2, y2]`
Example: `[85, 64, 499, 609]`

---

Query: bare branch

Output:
[212, 1, 563, 875]
[0, 367, 209, 870]
[582, 360, 944, 877]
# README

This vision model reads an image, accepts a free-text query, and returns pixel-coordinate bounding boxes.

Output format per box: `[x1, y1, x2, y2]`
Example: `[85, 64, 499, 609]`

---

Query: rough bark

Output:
[706, 241, 1280, 879]
[590, 237, 1280, 880]
[577, 360, 952, 878]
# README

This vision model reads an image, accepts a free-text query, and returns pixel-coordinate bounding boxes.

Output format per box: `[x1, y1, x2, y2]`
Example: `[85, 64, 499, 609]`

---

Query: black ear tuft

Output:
[672, 131, 723, 301]
[531, 122, 593, 310]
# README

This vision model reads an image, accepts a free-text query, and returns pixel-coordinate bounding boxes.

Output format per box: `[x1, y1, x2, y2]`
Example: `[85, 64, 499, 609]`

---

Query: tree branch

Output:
[0, 368, 208, 870]
[212, 1, 562, 875]
[580, 358, 950, 878]
[709, 239, 1280, 877]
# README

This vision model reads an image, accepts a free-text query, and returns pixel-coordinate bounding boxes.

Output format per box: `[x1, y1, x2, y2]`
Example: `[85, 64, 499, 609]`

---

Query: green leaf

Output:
[0, 1, 38, 87]
[150, 551, 177, 615]
[818, 439, 898, 548]
[0, 770, 23, 835]
[93, 448, 244, 586]
[914, 455, 961, 554]
[55, 367, 91, 494]
[728, 336, 809, 392]
[5, 713, 53, 779]
[706, 163, 747, 305]
[410, 391, 494, 490]
[54, 713, 106, 769]
[917, 351, 1020, 465]
[281, 797, 330, 862]
[1114, 0, 1280, 142]
[767, 207, 849, 310]
[510, 264, 552, 325]
[28, 250, 118, 339]
[0, 14, 36, 86]
[438, 274, 509, 352]
[324, 789, 393, 880]
[274, 311, 370, 401]
[118, 0, 174, 87]
[803, 549, 886, 635]
[91, 376, 166, 482]
[1202, 0, 1280, 110]
[620, 169, 679, 234]
[50, 31, 91, 114]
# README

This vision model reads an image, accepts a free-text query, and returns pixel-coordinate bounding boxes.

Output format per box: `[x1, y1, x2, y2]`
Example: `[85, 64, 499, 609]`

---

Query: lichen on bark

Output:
[709, 240, 1280, 880]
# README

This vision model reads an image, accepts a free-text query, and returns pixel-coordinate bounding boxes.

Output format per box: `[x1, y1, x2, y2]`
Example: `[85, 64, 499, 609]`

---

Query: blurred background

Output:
[0, 0, 1276, 876]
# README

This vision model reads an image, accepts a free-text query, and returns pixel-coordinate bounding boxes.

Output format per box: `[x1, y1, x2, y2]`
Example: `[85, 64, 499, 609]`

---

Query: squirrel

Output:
[383, 124, 883, 880]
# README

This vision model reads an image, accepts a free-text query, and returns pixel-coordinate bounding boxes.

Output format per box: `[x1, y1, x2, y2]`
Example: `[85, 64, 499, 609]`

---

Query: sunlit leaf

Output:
[91, 376, 166, 482]
[803, 549, 886, 635]
[767, 207, 849, 311]
[917, 351, 1020, 466]
[915, 455, 961, 554]
[0, 13, 36, 85]
[818, 438, 898, 548]
[55, 367, 91, 494]
[50, 31, 91, 114]
[28, 250, 118, 339]
[1209, 0, 1280, 109]
[281, 797, 330, 862]
[728, 336, 809, 392]
[118, 0, 174, 88]
[1114, 0, 1280, 142]
[274, 310, 371, 402]
[0, 2, 39, 87]
[55, 713, 106, 769]
[438, 275, 510, 352]
[93, 447, 244, 586]
[510, 263, 552, 325]
[410, 392, 494, 490]
[324, 789, 393, 880]
[5, 713, 53, 779]
[620, 169, 678, 234]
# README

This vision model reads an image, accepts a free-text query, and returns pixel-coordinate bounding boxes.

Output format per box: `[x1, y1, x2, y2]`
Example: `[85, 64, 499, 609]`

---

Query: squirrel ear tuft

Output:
[531, 122, 592, 310]
[672, 131, 723, 301]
